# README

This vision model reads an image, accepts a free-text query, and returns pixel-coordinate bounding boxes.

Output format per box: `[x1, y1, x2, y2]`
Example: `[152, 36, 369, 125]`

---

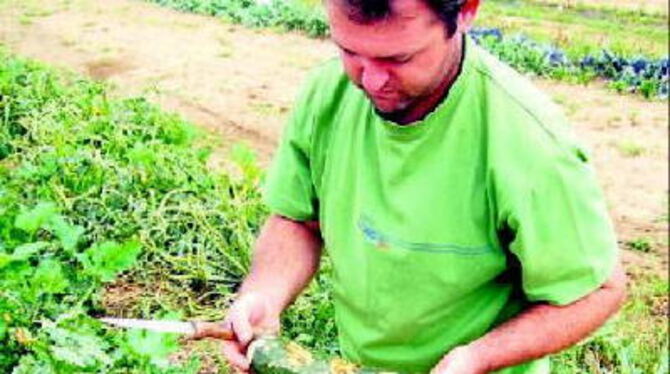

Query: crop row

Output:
[470, 28, 670, 99]
[146, 0, 669, 98]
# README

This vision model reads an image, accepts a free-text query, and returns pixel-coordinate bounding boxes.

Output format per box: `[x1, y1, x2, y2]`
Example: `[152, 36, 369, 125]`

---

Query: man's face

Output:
[327, 0, 463, 115]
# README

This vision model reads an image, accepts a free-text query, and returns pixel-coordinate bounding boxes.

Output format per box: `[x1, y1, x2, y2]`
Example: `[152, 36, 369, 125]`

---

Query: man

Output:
[221, 0, 627, 372]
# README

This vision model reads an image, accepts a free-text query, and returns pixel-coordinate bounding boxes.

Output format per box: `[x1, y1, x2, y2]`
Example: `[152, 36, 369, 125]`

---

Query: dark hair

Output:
[337, 0, 465, 37]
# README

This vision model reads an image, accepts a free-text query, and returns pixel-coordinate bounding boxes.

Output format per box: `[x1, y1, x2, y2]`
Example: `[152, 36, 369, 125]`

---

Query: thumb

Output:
[230, 306, 254, 346]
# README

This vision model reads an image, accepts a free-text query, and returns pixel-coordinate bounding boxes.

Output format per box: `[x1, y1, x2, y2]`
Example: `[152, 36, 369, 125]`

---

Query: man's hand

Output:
[221, 293, 281, 372]
[431, 345, 488, 374]
[220, 215, 323, 372]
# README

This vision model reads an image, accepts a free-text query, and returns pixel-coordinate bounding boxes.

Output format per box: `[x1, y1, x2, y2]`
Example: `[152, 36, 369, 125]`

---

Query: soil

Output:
[1, 0, 667, 272]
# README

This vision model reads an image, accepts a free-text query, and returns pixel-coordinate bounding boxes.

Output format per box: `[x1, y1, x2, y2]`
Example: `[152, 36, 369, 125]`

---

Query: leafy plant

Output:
[0, 46, 336, 373]
[0, 50, 241, 373]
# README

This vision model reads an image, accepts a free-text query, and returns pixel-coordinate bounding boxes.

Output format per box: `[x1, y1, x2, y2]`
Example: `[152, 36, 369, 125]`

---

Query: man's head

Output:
[337, 0, 466, 37]
[327, 0, 480, 122]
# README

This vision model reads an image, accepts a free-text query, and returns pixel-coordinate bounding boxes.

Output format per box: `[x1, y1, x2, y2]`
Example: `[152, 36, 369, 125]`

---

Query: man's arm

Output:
[222, 214, 322, 370]
[433, 262, 627, 374]
[240, 214, 323, 312]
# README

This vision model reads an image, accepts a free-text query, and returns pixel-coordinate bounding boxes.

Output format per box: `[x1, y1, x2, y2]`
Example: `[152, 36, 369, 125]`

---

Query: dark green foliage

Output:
[151, 0, 328, 37]
[0, 50, 216, 373]
[0, 47, 337, 373]
[0, 52, 265, 373]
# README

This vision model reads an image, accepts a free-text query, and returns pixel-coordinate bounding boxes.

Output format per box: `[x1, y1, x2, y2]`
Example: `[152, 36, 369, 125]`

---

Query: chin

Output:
[370, 96, 411, 114]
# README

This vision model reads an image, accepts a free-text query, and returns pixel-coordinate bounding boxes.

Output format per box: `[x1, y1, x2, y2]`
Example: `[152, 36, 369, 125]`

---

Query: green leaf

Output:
[11, 355, 56, 374]
[0, 316, 6, 340]
[78, 240, 142, 282]
[32, 259, 69, 295]
[14, 202, 58, 234]
[48, 216, 84, 253]
[12, 241, 50, 260]
[125, 328, 179, 368]
[128, 143, 157, 167]
[47, 326, 112, 368]
[0, 242, 49, 269]
[0, 253, 12, 269]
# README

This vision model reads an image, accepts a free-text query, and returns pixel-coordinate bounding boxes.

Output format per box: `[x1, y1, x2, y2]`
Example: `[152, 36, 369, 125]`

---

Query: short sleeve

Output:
[262, 78, 320, 221]
[497, 136, 618, 306]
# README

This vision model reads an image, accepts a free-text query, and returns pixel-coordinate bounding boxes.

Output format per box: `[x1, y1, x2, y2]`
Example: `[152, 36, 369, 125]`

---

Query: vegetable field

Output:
[0, 0, 667, 373]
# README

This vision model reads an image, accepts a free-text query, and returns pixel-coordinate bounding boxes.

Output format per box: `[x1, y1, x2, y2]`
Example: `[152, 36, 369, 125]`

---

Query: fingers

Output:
[222, 339, 250, 372]
[229, 303, 255, 346]
[220, 296, 257, 372]
[221, 293, 281, 372]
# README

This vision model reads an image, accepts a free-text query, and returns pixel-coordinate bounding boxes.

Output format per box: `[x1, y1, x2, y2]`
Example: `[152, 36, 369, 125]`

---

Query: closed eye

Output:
[384, 55, 413, 64]
[340, 47, 356, 56]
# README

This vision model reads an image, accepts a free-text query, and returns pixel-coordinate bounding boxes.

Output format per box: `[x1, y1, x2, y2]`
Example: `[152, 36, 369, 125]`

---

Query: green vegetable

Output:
[250, 336, 393, 374]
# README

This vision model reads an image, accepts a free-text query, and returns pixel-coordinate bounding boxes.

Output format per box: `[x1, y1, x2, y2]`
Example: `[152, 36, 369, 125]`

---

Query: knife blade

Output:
[99, 318, 234, 340]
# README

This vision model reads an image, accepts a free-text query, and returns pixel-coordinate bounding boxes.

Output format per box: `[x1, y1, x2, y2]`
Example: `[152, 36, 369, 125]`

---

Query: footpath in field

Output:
[0, 0, 667, 268]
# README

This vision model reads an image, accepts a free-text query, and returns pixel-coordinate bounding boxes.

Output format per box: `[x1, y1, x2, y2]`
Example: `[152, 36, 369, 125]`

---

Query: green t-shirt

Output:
[263, 37, 617, 373]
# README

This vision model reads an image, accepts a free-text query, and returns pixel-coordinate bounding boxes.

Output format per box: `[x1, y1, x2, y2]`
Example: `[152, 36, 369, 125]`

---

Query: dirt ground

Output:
[0, 0, 667, 273]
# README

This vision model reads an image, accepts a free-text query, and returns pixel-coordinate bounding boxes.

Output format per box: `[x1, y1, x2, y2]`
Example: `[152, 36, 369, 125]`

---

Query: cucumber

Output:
[249, 336, 394, 374]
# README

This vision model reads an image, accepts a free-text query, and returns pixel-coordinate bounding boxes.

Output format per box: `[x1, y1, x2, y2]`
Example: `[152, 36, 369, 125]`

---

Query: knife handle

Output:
[190, 321, 234, 340]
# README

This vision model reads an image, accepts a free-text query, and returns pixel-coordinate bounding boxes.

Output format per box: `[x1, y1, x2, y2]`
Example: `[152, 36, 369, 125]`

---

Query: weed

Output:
[248, 101, 282, 116]
[18, 15, 33, 25]
[552, 270, 668, 372]
[626, 237, 654, 252]
[218, 50, 233, 58]
[615, 141, 646, 157]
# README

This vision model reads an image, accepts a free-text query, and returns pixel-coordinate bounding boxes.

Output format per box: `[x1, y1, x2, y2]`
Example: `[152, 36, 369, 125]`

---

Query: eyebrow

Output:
[332, 39, 417, 60]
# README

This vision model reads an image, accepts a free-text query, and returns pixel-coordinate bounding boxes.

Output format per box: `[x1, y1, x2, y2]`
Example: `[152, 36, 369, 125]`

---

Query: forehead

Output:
[327, 0, 443, 57]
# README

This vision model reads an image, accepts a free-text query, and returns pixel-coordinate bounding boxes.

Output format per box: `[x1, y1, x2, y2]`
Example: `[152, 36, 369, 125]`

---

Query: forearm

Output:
[470, 263, 627, 372]
[239, 214, 323, 314]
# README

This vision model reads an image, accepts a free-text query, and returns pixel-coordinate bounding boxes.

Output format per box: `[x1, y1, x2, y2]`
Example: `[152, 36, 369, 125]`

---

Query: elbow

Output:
[605, 262, 628, 312]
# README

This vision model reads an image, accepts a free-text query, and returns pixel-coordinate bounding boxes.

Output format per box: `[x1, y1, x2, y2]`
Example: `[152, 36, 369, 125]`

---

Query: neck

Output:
[383, 34, 465, 125]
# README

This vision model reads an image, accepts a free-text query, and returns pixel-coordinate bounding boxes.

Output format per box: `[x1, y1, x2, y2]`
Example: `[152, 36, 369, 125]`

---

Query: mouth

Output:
[370, 91, 397, 102]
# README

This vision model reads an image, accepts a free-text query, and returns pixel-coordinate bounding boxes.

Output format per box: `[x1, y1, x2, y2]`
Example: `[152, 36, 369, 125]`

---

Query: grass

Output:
[615, 141, 646, 158]
[478, 0, 669, 58]
[526, 0, 668, 17]
[552, 268, 668, 373]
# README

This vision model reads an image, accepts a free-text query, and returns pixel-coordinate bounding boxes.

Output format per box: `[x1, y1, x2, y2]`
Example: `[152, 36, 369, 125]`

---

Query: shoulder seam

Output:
[471, 59, 562, 144]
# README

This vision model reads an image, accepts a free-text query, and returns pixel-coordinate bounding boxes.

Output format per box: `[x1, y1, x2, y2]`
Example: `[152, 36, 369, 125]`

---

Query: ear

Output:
[457, 0, 481, 33]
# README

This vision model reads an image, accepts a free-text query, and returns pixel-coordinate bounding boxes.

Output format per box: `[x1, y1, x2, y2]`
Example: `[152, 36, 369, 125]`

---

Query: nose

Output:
[360, 61, 390, 93]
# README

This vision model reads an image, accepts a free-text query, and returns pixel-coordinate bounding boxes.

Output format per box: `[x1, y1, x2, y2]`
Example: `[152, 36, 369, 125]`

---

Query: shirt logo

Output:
[357, 215, 492, 255]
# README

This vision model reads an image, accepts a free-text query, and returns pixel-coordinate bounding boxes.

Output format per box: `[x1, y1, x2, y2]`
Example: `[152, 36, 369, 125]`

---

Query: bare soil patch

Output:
[1, 0, 667, 271]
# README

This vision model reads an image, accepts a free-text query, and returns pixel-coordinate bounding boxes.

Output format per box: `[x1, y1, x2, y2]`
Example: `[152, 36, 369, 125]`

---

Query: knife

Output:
[99, 317, 234, 340]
